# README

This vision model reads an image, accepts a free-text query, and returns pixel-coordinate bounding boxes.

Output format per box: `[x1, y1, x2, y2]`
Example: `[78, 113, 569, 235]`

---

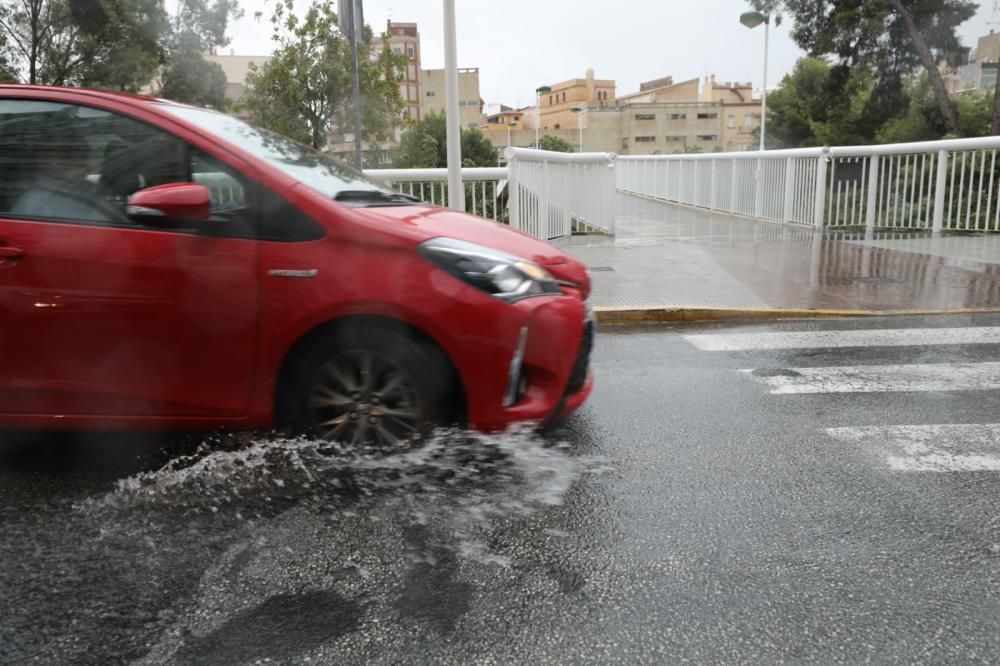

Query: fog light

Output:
[503, 326, 529, 407]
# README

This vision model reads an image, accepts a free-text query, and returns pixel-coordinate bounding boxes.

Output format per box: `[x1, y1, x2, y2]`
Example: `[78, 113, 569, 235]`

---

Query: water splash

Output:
[78, 425, 604, 567]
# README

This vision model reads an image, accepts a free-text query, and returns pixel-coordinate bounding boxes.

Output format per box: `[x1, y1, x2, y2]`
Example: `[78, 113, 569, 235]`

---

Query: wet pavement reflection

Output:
[559, 196, 1000, 310]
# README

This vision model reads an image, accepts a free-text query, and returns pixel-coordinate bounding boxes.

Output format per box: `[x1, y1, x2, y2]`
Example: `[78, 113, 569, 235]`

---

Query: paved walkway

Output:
[555, 195, 1000, 311]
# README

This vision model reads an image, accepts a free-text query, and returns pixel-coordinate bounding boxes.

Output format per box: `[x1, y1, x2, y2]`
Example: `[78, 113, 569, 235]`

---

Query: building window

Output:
[622, 137, 629, 149]
[670, 113, 686, 120]
[407, 45, 414, 58]
[697, 112, 718, 119]
[635, 113, 656, 120]
[727, 114, 735, 128]
[744, 114, 753, 128]
[562, 92, 566, 102]
[393, 46, 402, 54]
[635, 136, 656, 142]
[554, 124, 560, 129]
[696, 134, 718, 140]
[426, 91, 436, 97]
[549, 95, 553, 105]
[665, 135, 684, 141]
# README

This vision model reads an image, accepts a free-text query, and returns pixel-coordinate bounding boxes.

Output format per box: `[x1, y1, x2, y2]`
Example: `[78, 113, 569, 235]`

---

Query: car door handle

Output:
[0, 245, 25, 260]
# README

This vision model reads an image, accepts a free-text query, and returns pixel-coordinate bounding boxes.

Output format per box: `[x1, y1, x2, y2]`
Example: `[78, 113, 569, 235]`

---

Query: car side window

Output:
[0, 99, 186, 226]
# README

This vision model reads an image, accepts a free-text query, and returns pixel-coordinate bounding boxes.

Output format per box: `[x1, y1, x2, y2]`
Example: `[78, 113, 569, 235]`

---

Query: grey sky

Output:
[226, 0, 997, 109]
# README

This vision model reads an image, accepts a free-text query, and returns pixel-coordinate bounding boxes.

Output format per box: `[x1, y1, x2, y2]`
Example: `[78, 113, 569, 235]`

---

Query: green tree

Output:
[753, 0, 976, 136]
[241, 0, 406, 150]
[394, 112, 498, 168]
[160, 50, 227, 108]
[763, 57, 878, 147]
[537, 134, 574, 152]
[878, 74, 992, 143]
[157, 0, 241, 107]
[0, 0, 168, 89]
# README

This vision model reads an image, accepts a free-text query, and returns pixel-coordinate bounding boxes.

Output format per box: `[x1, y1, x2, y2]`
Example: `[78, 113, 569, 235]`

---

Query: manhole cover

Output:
[588, 266, 615, 272]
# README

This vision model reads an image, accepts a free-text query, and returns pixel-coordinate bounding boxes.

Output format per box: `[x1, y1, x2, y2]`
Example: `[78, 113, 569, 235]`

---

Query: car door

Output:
[0, 98, 260, 418]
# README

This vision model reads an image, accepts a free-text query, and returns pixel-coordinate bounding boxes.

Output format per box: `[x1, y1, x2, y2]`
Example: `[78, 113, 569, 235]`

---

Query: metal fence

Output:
[616, 136, 1000, 233]
[364, 167, 507, 222]
[366, 149, 618, 240]
[504, 147, 616, 239]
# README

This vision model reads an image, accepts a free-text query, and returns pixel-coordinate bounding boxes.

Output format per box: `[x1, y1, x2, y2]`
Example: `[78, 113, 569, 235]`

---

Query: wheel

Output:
[279, 327, 459, 447]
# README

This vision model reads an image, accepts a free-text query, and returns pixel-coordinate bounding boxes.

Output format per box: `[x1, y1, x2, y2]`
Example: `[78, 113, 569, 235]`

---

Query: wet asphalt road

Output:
[4, 313, 1000, 664]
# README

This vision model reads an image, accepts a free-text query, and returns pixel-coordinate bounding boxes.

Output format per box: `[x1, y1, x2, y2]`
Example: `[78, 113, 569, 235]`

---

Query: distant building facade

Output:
[484, 72, 762, 155]
[386, 21, 422, 121]
[421, 67, 483, 128]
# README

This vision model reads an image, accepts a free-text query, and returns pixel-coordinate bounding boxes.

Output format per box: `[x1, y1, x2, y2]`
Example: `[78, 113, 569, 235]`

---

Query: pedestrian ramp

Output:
[681, 325, 1000, 473]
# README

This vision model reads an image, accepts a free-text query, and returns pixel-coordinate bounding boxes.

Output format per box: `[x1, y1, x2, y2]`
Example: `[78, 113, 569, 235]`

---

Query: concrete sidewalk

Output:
[554, 196, 1000, 318]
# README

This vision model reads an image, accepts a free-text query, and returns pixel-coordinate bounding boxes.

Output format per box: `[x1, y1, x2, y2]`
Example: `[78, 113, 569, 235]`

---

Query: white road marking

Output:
[741, 362, 1000, 394]
[826, 423, 1000, 472]
[684, 327, 1000, 351]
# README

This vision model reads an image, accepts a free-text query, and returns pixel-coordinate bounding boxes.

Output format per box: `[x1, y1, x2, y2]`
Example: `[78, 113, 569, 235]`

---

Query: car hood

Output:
[350, 204, 590, 293]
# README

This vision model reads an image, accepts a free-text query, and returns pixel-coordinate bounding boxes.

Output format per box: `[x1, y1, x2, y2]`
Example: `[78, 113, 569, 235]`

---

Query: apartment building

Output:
[386, 21, 422, 120]
[421, 67, 483, 128]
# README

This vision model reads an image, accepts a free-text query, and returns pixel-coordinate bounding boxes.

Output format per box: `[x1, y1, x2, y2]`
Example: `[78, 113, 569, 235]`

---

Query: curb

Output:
[594, 305, 1000, 325]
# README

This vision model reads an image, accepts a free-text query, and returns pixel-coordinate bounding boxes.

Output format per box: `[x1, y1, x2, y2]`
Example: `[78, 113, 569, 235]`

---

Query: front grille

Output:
[566, 319, 593, 393]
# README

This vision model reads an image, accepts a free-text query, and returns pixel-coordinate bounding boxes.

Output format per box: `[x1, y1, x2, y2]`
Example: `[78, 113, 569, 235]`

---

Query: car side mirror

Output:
[127, 182, 211, 224]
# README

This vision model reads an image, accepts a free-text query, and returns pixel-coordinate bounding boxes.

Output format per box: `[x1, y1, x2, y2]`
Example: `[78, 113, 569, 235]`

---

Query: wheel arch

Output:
[273, 314, 467, 428]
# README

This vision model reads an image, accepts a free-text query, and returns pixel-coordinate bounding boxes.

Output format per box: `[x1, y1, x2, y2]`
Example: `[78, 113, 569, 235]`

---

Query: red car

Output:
[0, 85, 593, 446]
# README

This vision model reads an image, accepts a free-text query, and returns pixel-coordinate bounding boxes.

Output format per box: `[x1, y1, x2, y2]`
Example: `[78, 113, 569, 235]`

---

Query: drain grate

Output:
[588, 266, 616, 272]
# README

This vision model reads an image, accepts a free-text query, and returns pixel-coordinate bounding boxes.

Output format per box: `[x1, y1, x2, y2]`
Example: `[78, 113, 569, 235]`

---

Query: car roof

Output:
[0, 84, 174, 106]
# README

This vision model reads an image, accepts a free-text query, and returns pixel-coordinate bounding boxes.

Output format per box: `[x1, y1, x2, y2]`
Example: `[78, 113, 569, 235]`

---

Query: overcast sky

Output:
[225, 0, 997, 109]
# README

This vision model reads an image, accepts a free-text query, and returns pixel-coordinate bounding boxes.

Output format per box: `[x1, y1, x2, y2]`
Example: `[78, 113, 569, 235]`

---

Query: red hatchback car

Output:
[0, 85, 593, 446]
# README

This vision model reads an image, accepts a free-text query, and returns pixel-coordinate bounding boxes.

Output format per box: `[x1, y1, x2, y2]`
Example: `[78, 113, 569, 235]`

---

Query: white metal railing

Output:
[616, 136, 1000, 233]
[365, 167, 507, 221]
[366, 149, 618, 240]
[504, 147, 616, 239]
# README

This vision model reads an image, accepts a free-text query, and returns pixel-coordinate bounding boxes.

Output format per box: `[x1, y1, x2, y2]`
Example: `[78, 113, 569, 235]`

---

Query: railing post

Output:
[693, 160, 700, 207]
[729, 159, 737, 214]
[932, 149, 948, 236]
[504, 148, 520, 230]
[710, 159, 718, 210]
[813, 149, 829, 229]
[864, 154, 880, 238]
[782, 157, 795, 222]
[753, 157, 762, 219]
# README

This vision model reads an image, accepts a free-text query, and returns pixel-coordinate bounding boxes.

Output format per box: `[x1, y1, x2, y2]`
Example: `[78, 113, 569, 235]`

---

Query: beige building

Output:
[202, 54, 271, 104]
[421, 67, 483, 128]
[484, 73, 762, 155]
[537, 69, 616, 131]
[386, 22, 422, 120]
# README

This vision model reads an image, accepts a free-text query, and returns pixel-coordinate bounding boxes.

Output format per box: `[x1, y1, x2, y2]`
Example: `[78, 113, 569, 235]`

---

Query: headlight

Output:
[418, 237, 561, 301]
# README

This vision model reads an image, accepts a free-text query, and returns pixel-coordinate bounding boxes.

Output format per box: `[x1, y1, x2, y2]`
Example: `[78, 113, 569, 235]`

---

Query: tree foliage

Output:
[160, 50, 227, 108]
[157, 0, 241, 107]
[878, 75, 992, 143]
[241, 0, 406, 150]
[767, 56, 995, 147]
[0, 0, 239, 103]
[764, 57, 880, 147]
[394, 112, 498, 168]
[0, 0, 168, 88]
[754, 0, 976, 135]
[537, 134, 574, 152]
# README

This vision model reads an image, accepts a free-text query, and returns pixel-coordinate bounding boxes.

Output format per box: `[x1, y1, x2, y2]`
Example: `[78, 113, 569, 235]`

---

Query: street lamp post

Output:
[571, 106, 585, 152]
[443, 0, 464, 210]
[740, 10, 769, 151]
[535, 85, 551, 147]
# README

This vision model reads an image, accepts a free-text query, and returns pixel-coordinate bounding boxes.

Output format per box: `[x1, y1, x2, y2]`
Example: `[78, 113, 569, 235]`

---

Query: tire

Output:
[278, 326, 460, 447]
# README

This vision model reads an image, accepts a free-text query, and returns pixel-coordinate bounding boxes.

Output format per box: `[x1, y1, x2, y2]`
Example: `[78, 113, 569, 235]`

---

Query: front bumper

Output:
[462, 295, 593, 431]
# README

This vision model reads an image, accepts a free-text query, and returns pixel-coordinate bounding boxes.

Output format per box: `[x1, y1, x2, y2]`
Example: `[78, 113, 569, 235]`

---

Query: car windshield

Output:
[156, 103, 393, 199]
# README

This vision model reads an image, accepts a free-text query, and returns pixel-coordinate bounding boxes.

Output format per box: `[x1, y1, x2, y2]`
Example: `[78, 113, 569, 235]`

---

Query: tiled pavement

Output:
[554, 195, 1000, 311]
